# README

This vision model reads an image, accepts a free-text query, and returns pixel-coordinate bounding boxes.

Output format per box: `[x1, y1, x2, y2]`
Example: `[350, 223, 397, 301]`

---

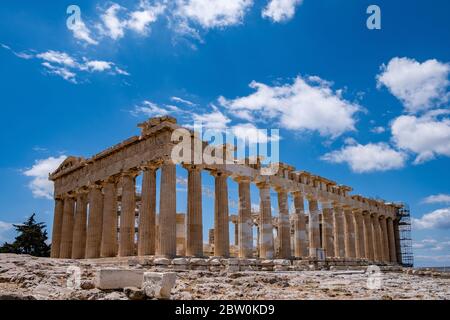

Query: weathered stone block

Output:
[172, 258, 188, 265]
[273, 259, 291, 266]
[154, 258, 170, 265]
[189, 258, 208, 266]
[143, 272, 177, 299]
[95, 269, 144, 290]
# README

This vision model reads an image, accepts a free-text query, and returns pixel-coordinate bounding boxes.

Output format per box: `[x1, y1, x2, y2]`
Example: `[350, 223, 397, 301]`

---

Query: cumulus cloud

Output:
[23, 156, 67, 200]
[412, 208, 450, 230]
[130, 100, 172, 117]
[127, 1, 166, 35]
[262, 0, 303, 23]
[321, 141, 407, 173]
[231, 123, 280, 144]
[176, 0, 253, 28]
[220, 76, 361, 138]
[377, 57, 450, 113]
[423, 194, 450, 205]
[70, 19, 98, 45]
[192, 108, 231, 130]
[391, 113, 450, 164]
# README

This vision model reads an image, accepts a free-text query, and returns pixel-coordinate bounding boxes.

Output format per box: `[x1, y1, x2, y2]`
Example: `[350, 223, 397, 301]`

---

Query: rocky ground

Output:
[0, 254, 448, 300]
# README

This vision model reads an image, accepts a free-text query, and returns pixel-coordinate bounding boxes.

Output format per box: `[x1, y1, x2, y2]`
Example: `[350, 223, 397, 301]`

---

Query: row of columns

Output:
[51, 165, 399, 264]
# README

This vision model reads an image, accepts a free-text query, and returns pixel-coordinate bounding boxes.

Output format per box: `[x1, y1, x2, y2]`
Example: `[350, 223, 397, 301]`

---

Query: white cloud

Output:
[371, 126, 386, 134]
[23, 156, 67, 200]
[131, 100, 172, 117]
[176, 0, 253, 28]
[412, 208, 450, 230]
[70, 19, 98, 45]
[413, 238, 450, 251]
[83, 60, 113, 72]
[262, 0, 303, 23]
[127, 1, 166, 35]
[36, 50, 77, 68]
[423, 194, 450, 205]
[321, 142, 407, 173]
[231, 123, 280, 144]
[41, 62, 77, 83]
[220, 75, 361, 138]
[391, 113, 450, 164]
[0, 221, 14, 243]
[171, 96, 195, 106]
[100, 3, 126, 40]
[377, 57, 450, 113]
[192, 108, 231, 130]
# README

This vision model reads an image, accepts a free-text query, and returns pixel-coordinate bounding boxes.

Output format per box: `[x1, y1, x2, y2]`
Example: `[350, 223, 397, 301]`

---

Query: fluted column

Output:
[158, 162, 177, 257]
[86, 185, 103, 259]
[363, 212, 374, 261]
[72, 191, 88, 259]
[344, 208, 356, 258]
[380, 216, 390, 263]
[60, 195, 75, 259]
[51, 198, 64, 258]
[321, 202, 334, 258]
[119, 172, 137, 257]
[101, 178, 118, 257]
[212, 171, 230, 257]
[257, 182, 274, 259]
[292, 192, 307, 257]
[236, 177, 253, 258]
[333, 205, 345, 258]
[185, 165, 203, 257]
[308, 197, 321, 258]
[276, 189, 291, 259]
[354, 210, 365, 259]
[138, 167, 157, 256]
[372, 213, 382, 262]
[387, 218, 397, 263]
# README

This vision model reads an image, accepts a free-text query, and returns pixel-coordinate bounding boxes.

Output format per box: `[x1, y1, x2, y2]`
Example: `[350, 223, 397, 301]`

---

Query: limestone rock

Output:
[95, 269, 144, 290]
[143, 272, 177, 299]
[124, 287, 146, 300]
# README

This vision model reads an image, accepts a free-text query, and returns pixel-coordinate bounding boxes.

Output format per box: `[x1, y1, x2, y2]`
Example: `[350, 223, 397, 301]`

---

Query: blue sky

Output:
[0, 0, 449, 267]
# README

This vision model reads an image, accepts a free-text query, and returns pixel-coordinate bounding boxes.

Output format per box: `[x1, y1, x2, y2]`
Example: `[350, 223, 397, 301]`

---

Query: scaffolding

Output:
[396, 203, 414, 267]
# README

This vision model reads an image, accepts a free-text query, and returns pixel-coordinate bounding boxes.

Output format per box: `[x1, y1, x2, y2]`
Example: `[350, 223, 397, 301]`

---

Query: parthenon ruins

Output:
[49, 116, 403, 267]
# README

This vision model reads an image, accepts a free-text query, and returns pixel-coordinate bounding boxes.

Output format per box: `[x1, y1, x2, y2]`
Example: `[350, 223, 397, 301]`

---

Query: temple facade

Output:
[49, 116, 402, 266]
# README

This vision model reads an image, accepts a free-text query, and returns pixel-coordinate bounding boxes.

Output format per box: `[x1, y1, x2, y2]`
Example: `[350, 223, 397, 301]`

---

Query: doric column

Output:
[119, 172, 137, 257]
[276, 188, 291, 259]
[212, 171, 230, 257]
[236, 178, 253, 258]
[387, 218, 397, 263]
[101, 178, 118, 257]
[371, 213, 382, 262]
[292, 192, 307, 257]
[50, 198, 64, 258]
[321, 201, 334, 258]
[59, 195, 75, 259]
[333, 205, 345, 258]
[85, 185, 104, 259]
[354, 210, 365, 259]
[362, 212, 374, 261]
[233, 220, 239, 246]
[185, 165, 203, 257]
[72, 191, 88, 259]
[308, 197, 321, 258]
[138, 167, 157, 256]
[257, 182, 274, 259]
[380, 216, 390, 263]
[343, 207, 356, 258]
[158, 162, 177, 257]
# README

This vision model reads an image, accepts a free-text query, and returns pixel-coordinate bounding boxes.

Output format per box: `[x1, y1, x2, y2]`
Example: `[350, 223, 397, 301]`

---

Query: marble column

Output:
[308, 197, 321, 258]
[119, 172, 137, 257]
[354, 211, 365, 259]
[159, 163, 177, 257]
[387, 218, 397, 263]
[50, 198, 64, 258]
[344, 208, 356, 258]
[292, 192, 307, 257]
[380, 216, 390, 263]
[321, 202, 334, 258]
[372, 213, 382, 262]
[333, 205, 345, 258]
[185, 165, 203, 257]
[138, 167, 157, 256]
[60, 195, 75, 259]
[276, 189, 291, 259]
[213, 171, 230, 257]
[72, 192, 88, 259]
[86, 185, 103, 259]
[101, 179, 118, 257]
[363, 212, 374, 261]
[257, 182, 274, 259]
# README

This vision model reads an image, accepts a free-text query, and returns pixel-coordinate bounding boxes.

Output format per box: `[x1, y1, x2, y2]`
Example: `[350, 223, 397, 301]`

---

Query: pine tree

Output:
[0, 214, 51, 257]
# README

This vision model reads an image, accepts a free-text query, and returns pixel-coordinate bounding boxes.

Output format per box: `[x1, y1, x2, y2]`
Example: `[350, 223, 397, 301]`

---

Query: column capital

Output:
[120, 169, 140, 179]
[210, 169, 231, 178]
[63, 191, 77, 199]
[291, 190, 305, 198]
[274, 186, 288, 194]
[140, 162, 160, 171]
[87, 182, 103, 191]
[183, 164, 203, 172]
[255, 181, 271, 190]
[101, 175, 121, 186]
[74, 186, 89, 195]
[305, 193, 317, 201]
[233, 175, 252, 184]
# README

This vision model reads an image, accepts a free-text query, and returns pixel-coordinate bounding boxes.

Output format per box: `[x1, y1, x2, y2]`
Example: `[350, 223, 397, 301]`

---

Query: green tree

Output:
[0, 214, 51, 257]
